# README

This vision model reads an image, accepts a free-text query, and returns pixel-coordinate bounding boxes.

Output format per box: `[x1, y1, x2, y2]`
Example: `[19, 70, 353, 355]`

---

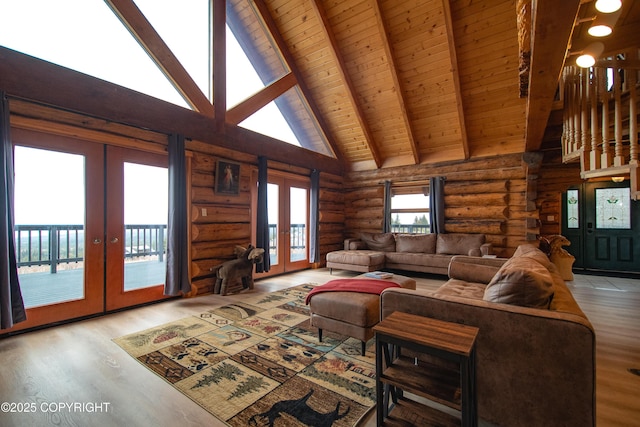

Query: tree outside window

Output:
[390, 188, 430, 234]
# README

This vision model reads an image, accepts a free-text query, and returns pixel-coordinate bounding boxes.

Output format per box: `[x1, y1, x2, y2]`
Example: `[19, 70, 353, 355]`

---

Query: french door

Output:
[562, 180, 640, 273]
[7, 128, 170, 332]
[255, 173, 310, 277]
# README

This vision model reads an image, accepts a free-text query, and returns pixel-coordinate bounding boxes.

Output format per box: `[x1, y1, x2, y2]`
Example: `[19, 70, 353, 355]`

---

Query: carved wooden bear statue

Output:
[212, 245, 265, 295]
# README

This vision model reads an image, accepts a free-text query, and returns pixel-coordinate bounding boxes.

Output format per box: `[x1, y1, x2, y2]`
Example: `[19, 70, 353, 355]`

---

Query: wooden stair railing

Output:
[561, 53, 640, 200]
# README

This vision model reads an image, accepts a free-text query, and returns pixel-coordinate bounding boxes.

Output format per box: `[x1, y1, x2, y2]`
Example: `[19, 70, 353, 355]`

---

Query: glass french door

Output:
[105, 146, 169, 311]
[257, 173, 310, 277]
[8, 129, 169, 332]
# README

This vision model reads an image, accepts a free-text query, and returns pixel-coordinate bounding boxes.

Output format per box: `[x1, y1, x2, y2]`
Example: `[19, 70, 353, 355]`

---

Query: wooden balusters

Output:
[613, 67, 624, 166]
[599, 67, 612, 168]
[589, 67, 601, 170]
[580, 67, 591, 172]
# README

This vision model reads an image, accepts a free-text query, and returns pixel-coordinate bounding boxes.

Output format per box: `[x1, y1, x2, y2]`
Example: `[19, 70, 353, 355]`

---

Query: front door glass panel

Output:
[595, 187, 631, 229]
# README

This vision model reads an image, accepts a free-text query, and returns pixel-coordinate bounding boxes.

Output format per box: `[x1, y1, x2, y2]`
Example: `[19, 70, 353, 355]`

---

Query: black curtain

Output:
[255, 156, 270, 273]
[164, 134, 191, 296]
[0, 91, 26, 329]
[309, 169, 320, 263]
[382, 180, 392, 232]
[429, 176, 446, 234]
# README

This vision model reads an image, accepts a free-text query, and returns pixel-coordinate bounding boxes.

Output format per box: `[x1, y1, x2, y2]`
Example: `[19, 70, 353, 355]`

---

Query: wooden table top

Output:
[373, 311, 479, 356]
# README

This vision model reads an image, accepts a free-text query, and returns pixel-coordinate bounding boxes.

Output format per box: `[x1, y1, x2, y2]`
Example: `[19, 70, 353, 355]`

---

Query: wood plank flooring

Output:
[0, 268, 638, 426]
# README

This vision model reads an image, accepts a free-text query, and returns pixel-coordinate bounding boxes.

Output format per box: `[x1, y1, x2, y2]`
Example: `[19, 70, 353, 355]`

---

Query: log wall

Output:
[186, 139, 344, 295]
[343, 153, 547, 257]
[535, 151, 583, 236]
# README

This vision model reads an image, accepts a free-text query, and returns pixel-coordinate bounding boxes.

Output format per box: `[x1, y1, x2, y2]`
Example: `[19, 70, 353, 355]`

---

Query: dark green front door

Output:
[562, 181, 640, 273]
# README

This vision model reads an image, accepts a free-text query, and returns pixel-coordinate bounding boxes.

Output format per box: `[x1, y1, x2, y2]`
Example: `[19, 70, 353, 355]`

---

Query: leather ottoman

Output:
[309, 273, 416, 355]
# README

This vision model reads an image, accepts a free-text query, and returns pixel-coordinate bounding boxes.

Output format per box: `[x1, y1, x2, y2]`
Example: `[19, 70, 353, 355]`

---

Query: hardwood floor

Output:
[0, 268, 638, 426]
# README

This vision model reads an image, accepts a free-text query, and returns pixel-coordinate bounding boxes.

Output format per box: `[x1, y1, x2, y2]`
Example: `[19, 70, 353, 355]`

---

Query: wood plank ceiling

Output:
[255, 0, 639, 171]
[265, 0, 527, 171]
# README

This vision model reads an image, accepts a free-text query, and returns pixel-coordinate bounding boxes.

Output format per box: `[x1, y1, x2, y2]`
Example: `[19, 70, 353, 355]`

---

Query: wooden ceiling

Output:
[260, 0, 528, 171]
[240, 0, 639, 171]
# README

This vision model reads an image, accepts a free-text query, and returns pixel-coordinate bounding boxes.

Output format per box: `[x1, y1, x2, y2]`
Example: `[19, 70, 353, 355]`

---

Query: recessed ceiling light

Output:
[595, 0, 622, 14]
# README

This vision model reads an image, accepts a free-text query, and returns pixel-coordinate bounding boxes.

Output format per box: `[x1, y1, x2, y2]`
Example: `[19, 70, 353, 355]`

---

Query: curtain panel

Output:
[309, 169, 320, 263]
[0, 91, 26, 329]
[255, 156, 270, 273]
[164, 134, 191, 296]
[429, 176, 446, 234]
[383, 180, 392, 232]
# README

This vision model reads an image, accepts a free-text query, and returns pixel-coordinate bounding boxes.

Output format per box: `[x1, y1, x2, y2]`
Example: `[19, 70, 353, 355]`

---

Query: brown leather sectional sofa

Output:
[380, 245, 595, 427]
[326, 232, 493, 275]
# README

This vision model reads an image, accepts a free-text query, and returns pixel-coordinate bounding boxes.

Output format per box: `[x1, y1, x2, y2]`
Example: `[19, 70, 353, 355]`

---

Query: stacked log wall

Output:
[344, 153, 544, 257]
[188, 142, 255, 295]
[535, 151, 582, 236]
[187, 140, 344, 293]
[318, 173, 346, 263]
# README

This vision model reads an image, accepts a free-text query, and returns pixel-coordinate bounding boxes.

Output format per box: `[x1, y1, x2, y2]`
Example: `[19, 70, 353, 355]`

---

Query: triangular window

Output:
[226, 0, 333, 156]
[0, 0, 187, 108]
[133, 0, 211, 101]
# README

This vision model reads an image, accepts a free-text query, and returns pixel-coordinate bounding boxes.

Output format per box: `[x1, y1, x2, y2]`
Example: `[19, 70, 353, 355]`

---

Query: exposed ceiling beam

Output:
[372, 0, 420, 165]
[213, 0, 226, 131]
[105, 0, 214, 116]
[0, 47, 343, 175]
[226, 73, 297, 125]
[525, 0, 581, 152]
[309, 0, 383, 168]
[251, 0, 342, 162]
[441, 0, 469, 159]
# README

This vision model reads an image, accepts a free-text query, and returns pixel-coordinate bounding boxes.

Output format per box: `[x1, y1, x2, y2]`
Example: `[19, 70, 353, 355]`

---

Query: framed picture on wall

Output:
[215, 160, 241, 195]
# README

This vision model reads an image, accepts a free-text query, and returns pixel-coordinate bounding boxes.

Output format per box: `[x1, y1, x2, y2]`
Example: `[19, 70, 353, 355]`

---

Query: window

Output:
[390, 186, 430, 234]
[0, 0, 333, 157]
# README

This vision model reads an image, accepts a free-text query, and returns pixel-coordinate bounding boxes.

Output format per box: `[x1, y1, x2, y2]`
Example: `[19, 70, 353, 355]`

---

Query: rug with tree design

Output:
[113, 284, 376, 426]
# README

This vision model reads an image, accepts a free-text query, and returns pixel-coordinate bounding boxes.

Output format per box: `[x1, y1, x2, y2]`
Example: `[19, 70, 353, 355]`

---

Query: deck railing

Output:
[390, 224, 430, 234]
[15, 224, 166, 273]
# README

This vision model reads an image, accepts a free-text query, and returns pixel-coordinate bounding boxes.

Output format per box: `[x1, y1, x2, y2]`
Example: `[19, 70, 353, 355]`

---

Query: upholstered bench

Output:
[326, 250, 386, 273]
[307, 273, 416, 355]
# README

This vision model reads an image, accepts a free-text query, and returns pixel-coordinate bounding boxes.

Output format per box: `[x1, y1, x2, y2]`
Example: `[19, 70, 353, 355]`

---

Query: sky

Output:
[13, 147, 168, 225]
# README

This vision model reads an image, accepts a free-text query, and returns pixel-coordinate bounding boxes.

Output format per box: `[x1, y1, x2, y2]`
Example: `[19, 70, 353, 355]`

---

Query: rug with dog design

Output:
[113, 284, 376, 426]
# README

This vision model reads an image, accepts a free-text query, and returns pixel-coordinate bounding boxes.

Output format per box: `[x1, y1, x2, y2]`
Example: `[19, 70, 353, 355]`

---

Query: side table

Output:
[374, 311, 479, 427]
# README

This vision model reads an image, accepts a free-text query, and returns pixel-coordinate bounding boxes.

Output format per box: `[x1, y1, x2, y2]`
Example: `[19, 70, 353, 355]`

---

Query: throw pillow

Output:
[483, 256, 554, 308]
[436, 233, 485, 255]
[512, 244, 555, 270]
[394, 233, 437, 253]
[360, 232, 396, 252]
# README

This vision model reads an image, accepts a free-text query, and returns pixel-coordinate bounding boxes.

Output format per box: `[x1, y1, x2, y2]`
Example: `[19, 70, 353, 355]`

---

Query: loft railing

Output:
[561, 55, 639, 199]
[15, 224, 166, 273]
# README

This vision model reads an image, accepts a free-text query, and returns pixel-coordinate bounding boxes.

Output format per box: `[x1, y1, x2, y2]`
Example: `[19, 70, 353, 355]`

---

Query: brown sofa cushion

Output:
[484, 255, 554, 308]
[360, 232, 396, 251]
[394, 233, 437, 253]
[436, 233, 485, 256]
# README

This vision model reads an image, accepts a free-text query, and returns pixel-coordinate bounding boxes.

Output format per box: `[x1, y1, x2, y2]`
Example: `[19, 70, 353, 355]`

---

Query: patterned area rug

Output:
[113, 284, 376, 426]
